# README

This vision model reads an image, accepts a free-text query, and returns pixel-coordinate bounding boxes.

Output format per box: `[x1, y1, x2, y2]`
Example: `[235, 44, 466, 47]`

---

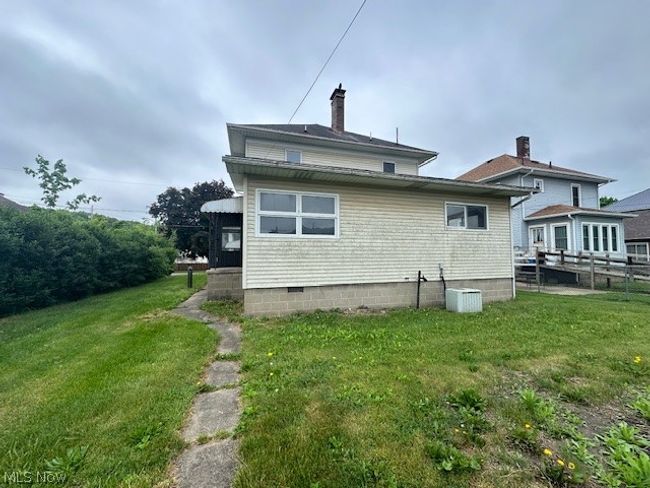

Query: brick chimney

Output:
[330, 84, 346, 132]
[516, 136, 530, 160]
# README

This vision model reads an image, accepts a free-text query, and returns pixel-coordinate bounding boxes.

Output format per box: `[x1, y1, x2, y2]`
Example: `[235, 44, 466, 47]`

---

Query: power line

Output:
[286, 0, 368, 125]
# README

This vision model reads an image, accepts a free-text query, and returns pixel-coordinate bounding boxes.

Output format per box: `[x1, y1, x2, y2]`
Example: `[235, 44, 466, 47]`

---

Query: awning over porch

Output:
[200, 196, 243, 214]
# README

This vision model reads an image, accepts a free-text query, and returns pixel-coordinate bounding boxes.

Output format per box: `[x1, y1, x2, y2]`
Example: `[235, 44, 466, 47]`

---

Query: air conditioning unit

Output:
[445, 288, 482, 313]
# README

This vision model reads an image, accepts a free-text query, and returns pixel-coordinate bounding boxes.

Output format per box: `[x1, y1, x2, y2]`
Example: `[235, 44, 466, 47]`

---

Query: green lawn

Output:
[0, 274, 215, 487]
[226, 292, 650, 488]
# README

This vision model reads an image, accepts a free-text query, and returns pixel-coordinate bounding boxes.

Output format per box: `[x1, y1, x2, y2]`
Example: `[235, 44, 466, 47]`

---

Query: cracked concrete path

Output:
[172, 289, 243, 488]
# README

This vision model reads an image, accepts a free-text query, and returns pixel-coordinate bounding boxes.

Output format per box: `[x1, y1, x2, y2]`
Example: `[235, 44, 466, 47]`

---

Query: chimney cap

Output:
[330, 83, 346, 100]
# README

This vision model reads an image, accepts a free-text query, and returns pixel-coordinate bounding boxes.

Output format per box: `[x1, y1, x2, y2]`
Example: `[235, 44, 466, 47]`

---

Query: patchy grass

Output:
[0, 274, 215, 487]
[233, 291, 649, 487]
[202, 298, 243, 323]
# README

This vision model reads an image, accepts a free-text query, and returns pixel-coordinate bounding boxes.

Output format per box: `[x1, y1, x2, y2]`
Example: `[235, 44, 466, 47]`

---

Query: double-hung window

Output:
[571, 184, 581, 207]
[257, 190, 338, 237]
[445, 203, 488, 230]
[552, 224, 569, 250]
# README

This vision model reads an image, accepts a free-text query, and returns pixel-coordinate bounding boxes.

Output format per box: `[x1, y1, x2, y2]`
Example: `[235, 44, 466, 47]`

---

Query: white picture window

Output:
[571, 184, 582, 207]
[533, 178, 544, 192]
[445, 203, 488, 230]
[383, 161, 396, 174]
[285, 149, 302, 164]
[257, 190, 338, 238]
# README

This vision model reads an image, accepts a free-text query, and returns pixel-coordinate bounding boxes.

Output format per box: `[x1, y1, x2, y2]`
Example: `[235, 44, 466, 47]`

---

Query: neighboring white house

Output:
[206, 86, 530, 315]
[606, 188, 650, 261]
[457, 137, 633, 260]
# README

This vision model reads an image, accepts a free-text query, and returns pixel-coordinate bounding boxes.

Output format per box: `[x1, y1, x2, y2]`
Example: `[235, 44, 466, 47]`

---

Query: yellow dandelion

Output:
[454, 428, 460, 433]
[557, 459, 565, 467]
[267, 352, 274, 357]
[524, 423, 532, 429]
[568, 462, 575, 470]
[269, 372, 274, 376]
[634, 355, 642, 364]
[543, 448, 553, 457]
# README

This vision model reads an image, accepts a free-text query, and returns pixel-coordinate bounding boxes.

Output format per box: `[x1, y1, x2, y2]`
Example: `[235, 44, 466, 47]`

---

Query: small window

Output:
[602, 225, 609, 252]
[611, 226, 618, 252]
[531, 227, 545, 245]
[285, 149, 302, 164]
[383, 161, 396, 174]
[571, 184, 581, 207]
[582, 224, 590, 251]
[221, 227, 241, 251]
[554, 225, 568, 250]
[533, 178, 544, 192]
[445, 203, 488, 230]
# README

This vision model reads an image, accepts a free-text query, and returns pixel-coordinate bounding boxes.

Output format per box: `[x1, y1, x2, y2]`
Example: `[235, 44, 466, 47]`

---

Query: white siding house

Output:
[208, 86, 530, 315]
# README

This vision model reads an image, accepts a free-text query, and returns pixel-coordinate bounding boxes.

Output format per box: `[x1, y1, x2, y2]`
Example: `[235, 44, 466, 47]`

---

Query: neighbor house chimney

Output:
[516, 136, 530, 160]
[330, 83, 346, 132]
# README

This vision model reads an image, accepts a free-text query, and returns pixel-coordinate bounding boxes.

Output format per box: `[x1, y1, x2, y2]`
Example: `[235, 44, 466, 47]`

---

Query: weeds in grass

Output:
[448, 388, 487, 412]
[511, 423, 539, 451]
[426, 440, 481, 473]
[630, 388, 650, 421]
[196, 382, 217, 394]
[45, 445, 88, 478]
[597, 422, 650, 487]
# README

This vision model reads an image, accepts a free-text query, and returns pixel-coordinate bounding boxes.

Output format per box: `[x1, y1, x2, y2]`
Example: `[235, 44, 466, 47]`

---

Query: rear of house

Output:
[205, 86, 529, 315]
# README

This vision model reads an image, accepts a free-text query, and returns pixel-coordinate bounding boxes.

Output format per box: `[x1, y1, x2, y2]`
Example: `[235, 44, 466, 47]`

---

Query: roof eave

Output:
[223, 155, 533, 197]
[477, 166, 613, 184]
[226, 123, 438, 163]
[524, 210, 637, 221]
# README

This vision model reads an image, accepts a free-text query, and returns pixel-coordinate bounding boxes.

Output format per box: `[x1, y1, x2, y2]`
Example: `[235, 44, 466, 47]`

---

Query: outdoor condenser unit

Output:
[445, 288, 483, 313]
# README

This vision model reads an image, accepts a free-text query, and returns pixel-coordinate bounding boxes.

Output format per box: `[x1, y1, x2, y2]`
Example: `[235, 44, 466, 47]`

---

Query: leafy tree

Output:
[600, 196, 618, 207]
[23, 155, 101, 210]
[149, 180, 234, 258]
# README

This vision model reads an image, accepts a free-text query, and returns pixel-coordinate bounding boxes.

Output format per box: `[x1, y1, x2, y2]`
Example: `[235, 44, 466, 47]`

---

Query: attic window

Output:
[533, 178, 544, 192]
[383, 161, 396, 174]
[286, 149, 302, 164]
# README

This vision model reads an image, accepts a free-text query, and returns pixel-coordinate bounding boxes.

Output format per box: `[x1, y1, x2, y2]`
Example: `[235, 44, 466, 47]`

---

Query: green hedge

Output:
[0, 207, 176, 315]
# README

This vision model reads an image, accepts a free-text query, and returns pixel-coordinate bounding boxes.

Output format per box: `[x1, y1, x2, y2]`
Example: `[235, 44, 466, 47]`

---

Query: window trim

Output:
[627, 242, 649, 260]
[571, 183, 582, 207]
[285, 149, 302, 164]
[529, 225, 546, 247]
[550, 223, 571, 251]
[383, 161, 396, 174]
[582, 223, 621, 253]
[444, 202, 489, 231]
[533, 178, 544, 192]
[255, 188, 339, 239]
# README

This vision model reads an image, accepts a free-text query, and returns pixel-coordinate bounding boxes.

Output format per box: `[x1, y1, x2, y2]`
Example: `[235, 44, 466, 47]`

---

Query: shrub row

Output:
[0, 207, 176, 316]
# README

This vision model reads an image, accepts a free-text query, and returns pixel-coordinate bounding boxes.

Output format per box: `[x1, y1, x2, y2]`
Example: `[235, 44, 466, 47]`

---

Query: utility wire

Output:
[286, 0, 368, 125]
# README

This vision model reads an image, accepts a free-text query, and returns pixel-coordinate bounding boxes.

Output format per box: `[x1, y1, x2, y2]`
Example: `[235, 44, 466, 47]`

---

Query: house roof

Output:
[0, 193, 28, 212]
[605, 188, 650, 213]
[457, 154, 613, 184]
[524, 204, 635, 221]
[226, 123, 438, 164]
[223, 155, 533, 198]
[623, 209, 650, 240]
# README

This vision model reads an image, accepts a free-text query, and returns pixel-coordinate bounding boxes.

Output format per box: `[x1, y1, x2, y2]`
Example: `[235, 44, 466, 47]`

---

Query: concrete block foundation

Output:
[207, 268, 243, 300]
[244, 278, 513, 316]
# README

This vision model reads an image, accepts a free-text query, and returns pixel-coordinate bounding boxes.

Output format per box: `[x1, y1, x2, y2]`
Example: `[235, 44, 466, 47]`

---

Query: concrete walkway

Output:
[172, 289, 242, 488]
[516, 283, 606, 296]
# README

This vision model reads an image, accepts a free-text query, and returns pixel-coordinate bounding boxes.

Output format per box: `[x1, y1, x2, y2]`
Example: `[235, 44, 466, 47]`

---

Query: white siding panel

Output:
[244, 177, 514, 289]
[245, 139, 420, 175]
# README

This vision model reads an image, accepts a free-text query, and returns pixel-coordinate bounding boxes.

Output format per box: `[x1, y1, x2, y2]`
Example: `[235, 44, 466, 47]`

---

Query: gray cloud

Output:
[1, 0, 649, 219]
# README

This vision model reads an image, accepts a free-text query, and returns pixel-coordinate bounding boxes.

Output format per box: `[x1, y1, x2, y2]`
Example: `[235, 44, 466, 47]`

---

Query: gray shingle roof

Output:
[242, 123, 432, 153]
[0, 193, 28, 212]
[606, 188, 650, 212]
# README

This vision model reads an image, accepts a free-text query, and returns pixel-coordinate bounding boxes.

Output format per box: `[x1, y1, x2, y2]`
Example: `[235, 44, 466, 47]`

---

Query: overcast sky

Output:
[1, 0, 649, 220]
